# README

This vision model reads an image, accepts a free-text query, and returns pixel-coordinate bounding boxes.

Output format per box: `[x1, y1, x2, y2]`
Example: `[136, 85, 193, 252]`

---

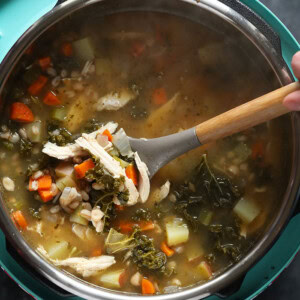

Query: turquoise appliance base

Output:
[0, 0, 299, 299]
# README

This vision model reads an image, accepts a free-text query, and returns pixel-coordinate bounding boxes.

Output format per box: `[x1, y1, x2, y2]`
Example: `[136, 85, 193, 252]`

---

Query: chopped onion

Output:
[96, 134, 109, 147]
[112, 128, 132, 157]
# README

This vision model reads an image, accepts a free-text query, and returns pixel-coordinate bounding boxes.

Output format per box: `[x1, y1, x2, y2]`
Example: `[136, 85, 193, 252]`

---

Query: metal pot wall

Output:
[0, 0, 299, 299]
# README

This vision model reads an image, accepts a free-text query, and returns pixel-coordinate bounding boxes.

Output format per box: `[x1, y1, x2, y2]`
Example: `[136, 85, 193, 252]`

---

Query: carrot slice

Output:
[139, 220, 155, 231]
[28, 75, 48, 96]
[43, 91, 61, 106]
[38, 56, 51, 70]
[115, 204, 125, 211]
[74, 159, 95, 179]
[12, 211, 28, 230]
[10, 102, 34, 123]
[38, 190, 53, 203]
[119, 271, 127, 287]
[141, 278, 155, 295]
[125, 164, 138, 186]
[161, 241, 175, 257]
[61, 42, 73, 57]
[119, 220, 135, 233]
[102, 129, 113, 142]
[119, 220, 154, 233]
[90, 248, 102, 257]
[131, 41, 146, 57]
[152, 88, 168, 105]
[37, 175, 52, 191]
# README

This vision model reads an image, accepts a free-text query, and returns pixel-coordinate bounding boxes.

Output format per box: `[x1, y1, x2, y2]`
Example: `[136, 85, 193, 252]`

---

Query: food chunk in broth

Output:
[0, 12, 290, 295]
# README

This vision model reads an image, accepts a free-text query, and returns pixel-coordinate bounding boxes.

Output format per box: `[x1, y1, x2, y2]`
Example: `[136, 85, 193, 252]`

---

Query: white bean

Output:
[33, 170, 44, 180]
[130, 272, 142, 287]
[51, 76, 61, 87]
[50, 205, 61, 214]
[2, 177, 15, 191]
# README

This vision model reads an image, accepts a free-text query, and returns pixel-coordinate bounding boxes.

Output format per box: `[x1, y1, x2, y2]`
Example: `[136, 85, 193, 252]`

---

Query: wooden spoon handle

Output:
[195, 81, 300, 144]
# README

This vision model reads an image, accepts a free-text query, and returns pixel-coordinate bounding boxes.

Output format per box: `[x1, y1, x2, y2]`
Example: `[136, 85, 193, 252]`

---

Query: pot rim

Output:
[0, 1, 299, 299]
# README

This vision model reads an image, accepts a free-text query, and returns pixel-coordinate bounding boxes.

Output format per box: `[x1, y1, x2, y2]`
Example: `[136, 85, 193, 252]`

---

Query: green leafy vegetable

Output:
[47, 122, 73, 146]
[20, 138, 33, 156]
[173, 154, 241, 231]
[131, 230, 167, 274]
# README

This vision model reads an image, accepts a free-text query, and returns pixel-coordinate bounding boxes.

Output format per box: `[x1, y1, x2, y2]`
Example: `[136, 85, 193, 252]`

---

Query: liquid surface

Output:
[0, 11, 290, 295]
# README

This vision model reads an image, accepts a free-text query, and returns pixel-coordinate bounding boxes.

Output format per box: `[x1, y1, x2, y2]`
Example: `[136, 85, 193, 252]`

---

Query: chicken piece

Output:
[94, 88, 136, 111]
[91, 206, 105, 233]
[134, 152, 150, 203]
[150, 180, 171, 203]
[42, 142, 87, 160]
[27, 221, 43, 237]
[72, 223, 94, 240]
[37, 245, 115, 277]
[76, 134, 139, 205]
[42, 122, 118, 160]
[60, 187, 82, 214]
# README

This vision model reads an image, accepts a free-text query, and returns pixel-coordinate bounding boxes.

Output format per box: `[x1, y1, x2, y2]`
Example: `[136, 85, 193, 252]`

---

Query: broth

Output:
[0, 12, 290, 295]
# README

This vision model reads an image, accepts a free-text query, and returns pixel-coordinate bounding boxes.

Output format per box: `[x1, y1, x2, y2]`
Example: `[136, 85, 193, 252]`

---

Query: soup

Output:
[0, 12, 289, 295]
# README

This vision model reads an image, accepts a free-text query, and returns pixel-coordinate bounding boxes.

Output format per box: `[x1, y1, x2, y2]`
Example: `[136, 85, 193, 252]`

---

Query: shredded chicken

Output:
[95, 88, 136, 111]
[37, 245, 115, 277]
[27, 221, 43, 237]
[42, 142, 87, 160]
[151, 180, 171, 203]
[72, 223, 94, 240]
[76, 134, 139, 205]
[134, 152, 150, 203]
[42, 122, 118, 160]
[91, 206, 105, 233]
[60, 187, 82, 214]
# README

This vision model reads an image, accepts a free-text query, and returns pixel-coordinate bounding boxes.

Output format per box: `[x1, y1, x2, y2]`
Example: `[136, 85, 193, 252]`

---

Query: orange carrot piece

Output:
[152, 88, 168, 105]
[115, 204, 125, 211]
[119, 220, 154, 233]
[43, 91, 62, 106]
[28, 75, 48, 96]
[102, 129, 113, 142]
[74, 159, 95, 179]
[90, 248, 102, 257]
[251, 140, 264, 160]
[12, 211, 28, 230]
[141, 278, 155, 295]
[61, 42, 73, 57]
[38, 190, 53, 203]
[139, 220, 155, 231]
[38, 56, 51, 70]
[119, 220, 135, 233]
[161, 241, 175, 257]
[119, 271, 127, 287]
[131, 41, 146, 57]
[37, 175, 52, 191]
[10, 102, 34, 123]
[125, 164, 138, 186]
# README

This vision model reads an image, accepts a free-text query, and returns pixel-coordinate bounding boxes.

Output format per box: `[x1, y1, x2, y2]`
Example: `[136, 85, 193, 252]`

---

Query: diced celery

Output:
[48, 241, 69, 259]
[165, 218, 189, 247]
[70, 205, 89, 226]
[56, 176, 76, 192]
[73, 37, 94, 61]
[113, 156, 129, 168]
[24, 121, 44, 143]
[233, 197, 260, 224]
[196, 261, 212, 280]
[95, 58, 113, 76]
[55, 162, 74, 178]
[198, 209, 213, 226]
[99, 269, 125, 288]
[51, 107, 67, 122]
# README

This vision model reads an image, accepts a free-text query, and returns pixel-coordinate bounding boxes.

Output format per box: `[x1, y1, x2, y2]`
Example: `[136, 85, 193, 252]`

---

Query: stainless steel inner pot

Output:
[0, 0, 299, 299]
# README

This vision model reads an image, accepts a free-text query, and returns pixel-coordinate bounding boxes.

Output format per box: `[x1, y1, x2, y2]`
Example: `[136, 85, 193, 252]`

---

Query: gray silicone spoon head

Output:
[129, 127, 201, 178]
